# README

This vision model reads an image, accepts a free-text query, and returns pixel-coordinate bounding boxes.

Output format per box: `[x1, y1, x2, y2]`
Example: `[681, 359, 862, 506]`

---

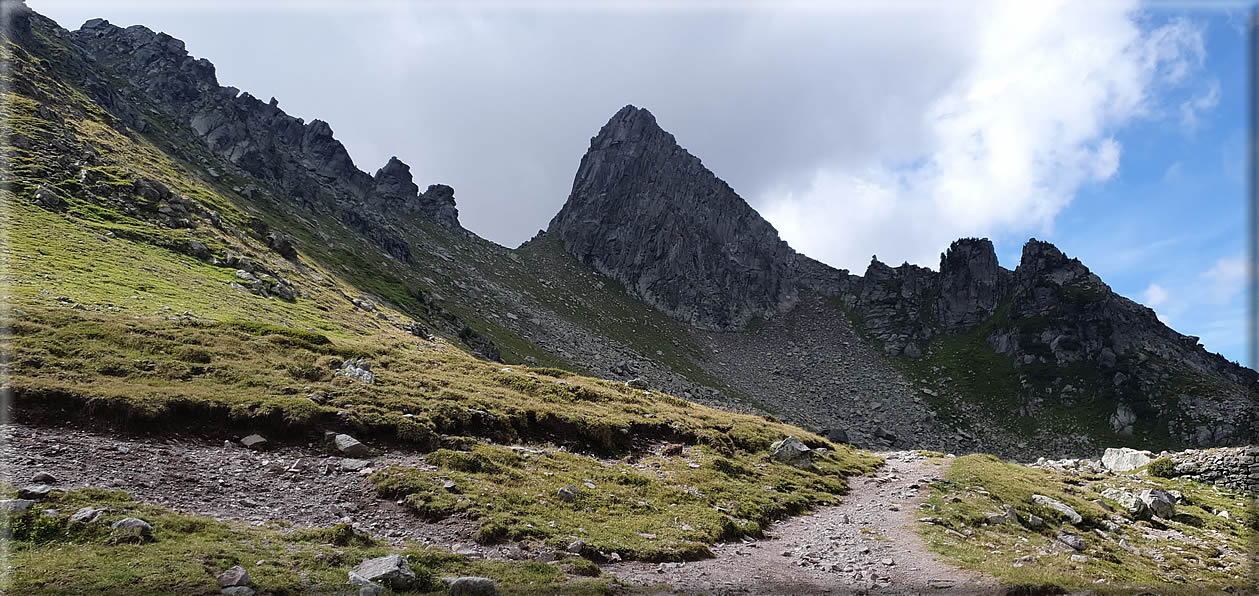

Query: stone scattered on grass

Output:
[1138, 489, 1176, 518]
[337, 358, 375, 384]
[448, 576, 498, 596]
[557, 484, 579, 502]
[1055, 528, 1086, 551]
[1101, 488, 1149, 519]
[110, 517, 154, 541]
[349, 554, 415, 590]
[0, 499, 35, 515]
[1032, 494, 1081, 524]
[217, 565, 251, 588]
[69, 506, 106, 524]
[770, 436, 813, 469]
[17, 485, 52, 500]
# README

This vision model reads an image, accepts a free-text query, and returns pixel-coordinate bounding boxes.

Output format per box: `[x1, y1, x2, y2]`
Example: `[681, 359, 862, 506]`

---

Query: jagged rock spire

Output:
[548, 105, 800, 330]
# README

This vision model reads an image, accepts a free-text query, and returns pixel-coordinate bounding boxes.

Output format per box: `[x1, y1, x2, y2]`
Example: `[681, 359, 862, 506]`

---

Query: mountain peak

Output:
[548, 105, 799, 330]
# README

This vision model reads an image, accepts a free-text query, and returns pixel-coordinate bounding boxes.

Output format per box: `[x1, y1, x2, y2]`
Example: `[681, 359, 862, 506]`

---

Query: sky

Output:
[30, 0, 1253, 365]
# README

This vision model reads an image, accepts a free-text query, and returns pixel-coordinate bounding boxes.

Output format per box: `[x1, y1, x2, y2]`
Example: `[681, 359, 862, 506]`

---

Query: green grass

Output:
[0, 486, 613, 595]
[917, 454, 1256, 594]
[371, 440, 879, 562]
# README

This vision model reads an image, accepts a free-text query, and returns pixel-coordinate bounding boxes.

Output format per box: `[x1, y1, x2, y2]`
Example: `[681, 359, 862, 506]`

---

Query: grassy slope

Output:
[918, 455, 1257, 594]
[1, 18, 882, 593]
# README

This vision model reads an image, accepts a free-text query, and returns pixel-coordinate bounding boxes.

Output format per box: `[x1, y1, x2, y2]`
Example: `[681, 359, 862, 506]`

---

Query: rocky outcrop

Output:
[548, 105, 805, 330]
[936, 238, 1009, 330]
[1168, 446, 1259, 493]
[66, 19, 465, 262]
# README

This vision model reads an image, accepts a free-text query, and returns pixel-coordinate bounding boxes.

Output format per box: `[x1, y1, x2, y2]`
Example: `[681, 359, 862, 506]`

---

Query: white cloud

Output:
[761, 1, 1211, 272]
[1179, 78, 1220, 133]
[1202, 256, 1248, 304]
[1143, 282, 1170, 308]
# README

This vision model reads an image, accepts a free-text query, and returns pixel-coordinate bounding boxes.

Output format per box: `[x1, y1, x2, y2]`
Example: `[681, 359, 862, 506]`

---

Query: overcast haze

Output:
[31, 0, 1252, 364]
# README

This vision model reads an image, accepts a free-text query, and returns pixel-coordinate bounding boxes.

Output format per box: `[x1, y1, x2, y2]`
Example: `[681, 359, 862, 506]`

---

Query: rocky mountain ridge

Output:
[547, 104, 1256, 448]
[68, 16, 464, 263]
[4, 1, 1255, 456]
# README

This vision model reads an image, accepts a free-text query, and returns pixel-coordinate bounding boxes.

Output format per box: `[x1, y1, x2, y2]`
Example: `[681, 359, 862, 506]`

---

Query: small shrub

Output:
[176, 346, 212, 364]
[428, 449, 500, 474]
[1145, 458, 1175, 478]
[286, 363, 327, 382]
[560, 557, 601, 577]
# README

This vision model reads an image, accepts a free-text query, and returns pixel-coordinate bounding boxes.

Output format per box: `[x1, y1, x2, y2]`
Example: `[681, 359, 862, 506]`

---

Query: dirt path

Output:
[604, 451, 1000, 595]
[5, 424, 1002, 593]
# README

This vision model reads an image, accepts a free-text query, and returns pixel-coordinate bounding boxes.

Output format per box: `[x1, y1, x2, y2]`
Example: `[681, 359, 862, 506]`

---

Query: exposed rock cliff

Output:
[67, 18, 464, 262]
[548, 105, 804, 330]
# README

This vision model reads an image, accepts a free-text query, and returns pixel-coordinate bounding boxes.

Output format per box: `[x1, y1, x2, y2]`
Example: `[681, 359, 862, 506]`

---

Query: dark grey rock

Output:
[30, 471, 57, 484]
[18, 484, 52, 500]
[334, 434, 370, 457]
[547, 105, 804, 331]
[217, 565, 250, 588]
[240, 434, 267, 450]
[1055, 528, 1086, 551]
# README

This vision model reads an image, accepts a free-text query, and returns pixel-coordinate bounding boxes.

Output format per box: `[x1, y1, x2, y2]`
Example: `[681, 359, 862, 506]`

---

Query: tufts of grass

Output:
[371, 441, 878, 562]
[1, 486, 612, 594]
[918, 454, 1256, 594]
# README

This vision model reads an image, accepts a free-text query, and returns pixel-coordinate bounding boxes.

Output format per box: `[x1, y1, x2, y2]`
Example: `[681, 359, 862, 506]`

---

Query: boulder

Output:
[0, 499, 35, 516]
[349, 554, 415, 590]
[822, 428, 849, 444]
[1032, 494, 1081, 524]
[1138, 489, 1175, 518]
[626, 378, 649, 390]
[334, 434, 371, 458]
[1100, 488, 1148, 519]
[217, 565, 251, 588]
[770, 436, 813, 469]
[557, 485, 579, 503]
[1101, 447, 1153, 472]
[31, 472, 57, 484]
[17, 485, 52, 500]
[984, 504, 1018, 525]
[33, 184, 66, 210]
[1055, 528, 1086, 551]
[110, 517, 154, 540]
[240, 434, 267, 450]
[448, 576, 499, 596]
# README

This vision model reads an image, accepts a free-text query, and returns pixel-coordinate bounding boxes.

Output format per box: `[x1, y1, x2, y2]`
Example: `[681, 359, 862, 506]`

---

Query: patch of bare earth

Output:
[1, 422, 502, 555]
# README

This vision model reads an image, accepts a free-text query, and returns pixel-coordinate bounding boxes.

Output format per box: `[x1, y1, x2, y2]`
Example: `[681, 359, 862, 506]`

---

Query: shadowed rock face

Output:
[548, 105, 803, 330]
[67, 18, 464, 261]
[937, 238, 1009, 330]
